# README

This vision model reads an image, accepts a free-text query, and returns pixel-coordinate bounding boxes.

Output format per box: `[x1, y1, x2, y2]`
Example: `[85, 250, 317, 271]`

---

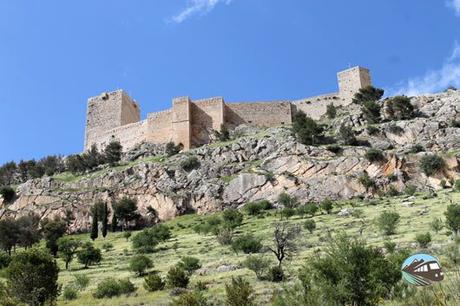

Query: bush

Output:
[445, 204, 460, 235]
[326, 103, 337, 119]
[216, 228, 233, 246]
[6, 248, 60, 306]
[281, 208, 296, 219]
[73, 274, 90, 290]
[338, 125, 357, 146]
[217, 124, 230, 142]
[232, 234, 262, 254]
[0, 187, 15, 202]
[181, 156, 200, 172]
[269, 265, 284, 282]
[415, 232, 432, 248]
[243, 255, 270, 280]
[222, 208, 244, 228]
[131, 225, 171, 253]
[409, 144, 425, 153]
[123, 231, 132, 241]
[63, 285, 78, 300]
[376, 211, 400, 236]
[104, 141, 123, 166]
[298, 203, 319, 218]
[144, 273, 165, 292]
[352, 86, 384, 105]
[0, 252, 11, 269]
[454, 180, 460, 192]
[129, 255, 153, 276]
[101, 242, 114, 252]
[225, 276, 255, 306]
[292, 111, 323, 146]
[278, 192, 298, 208]
[244, 200, 271, 216]
[387, 123, 404, 134]
[77, 242, 102, 268]
[171, 291, 210, 306]
[404, 185, 417, 196]
[326, 144, 342, 154]
[93, 278, 136, 299]
[420, 154, 446, 176]
[365, 148, 385, 163]
[430, 218, 443, 234]
[165, 142, 181, 156]
[303, 219, 316, 233]
[386, 185, 400, 197]
[383, 241, 397, 253]
[167, 266, 189, 288]
[358, 172, 375, 190]
[385, 96, 415, 120]
[366, 125, 380, 135]
[320, 199, 334, 214]
[177, 257, 201, 275]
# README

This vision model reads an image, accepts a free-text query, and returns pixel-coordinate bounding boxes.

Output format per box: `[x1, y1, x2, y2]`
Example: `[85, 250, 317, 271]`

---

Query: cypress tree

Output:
[111, 213, 118, 232]
[90, 207, 98, 241]
[101, 202, 108, 238]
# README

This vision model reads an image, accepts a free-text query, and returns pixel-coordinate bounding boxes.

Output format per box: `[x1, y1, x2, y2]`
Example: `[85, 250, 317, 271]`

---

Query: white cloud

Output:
[170, 0, 233, 24]
[447, 0, 460, 15]
[391, 43, 460, 96]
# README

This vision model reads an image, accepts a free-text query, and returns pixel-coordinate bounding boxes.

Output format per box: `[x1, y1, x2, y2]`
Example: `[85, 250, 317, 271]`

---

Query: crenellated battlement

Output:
[84, 66, 372, 151]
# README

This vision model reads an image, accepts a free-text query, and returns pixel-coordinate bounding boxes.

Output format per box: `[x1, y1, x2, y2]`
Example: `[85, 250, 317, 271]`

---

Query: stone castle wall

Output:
[84, 66, 372, 152]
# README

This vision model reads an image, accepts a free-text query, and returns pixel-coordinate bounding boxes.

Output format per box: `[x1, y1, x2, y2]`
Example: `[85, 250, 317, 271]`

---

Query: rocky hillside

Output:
[1, 90, 460, 232]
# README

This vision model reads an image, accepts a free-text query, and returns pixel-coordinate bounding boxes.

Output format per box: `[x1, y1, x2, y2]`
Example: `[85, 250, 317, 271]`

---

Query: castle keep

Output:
[84, 66, 371, 151]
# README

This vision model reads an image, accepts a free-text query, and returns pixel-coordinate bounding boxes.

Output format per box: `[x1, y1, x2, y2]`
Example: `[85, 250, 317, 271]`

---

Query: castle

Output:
[84, 66, 372, 151]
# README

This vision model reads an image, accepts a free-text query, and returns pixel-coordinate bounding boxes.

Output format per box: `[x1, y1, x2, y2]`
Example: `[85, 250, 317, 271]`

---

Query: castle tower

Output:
[337, 66, 372, 104]
[172, 97, 192, 150]
[84, 90, 140, 151]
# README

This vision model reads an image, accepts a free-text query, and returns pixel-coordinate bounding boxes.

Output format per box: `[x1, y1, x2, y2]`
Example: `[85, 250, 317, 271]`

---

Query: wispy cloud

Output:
[170, 0, 233, 24]
[447, 0, 460, 15]
[391, 43, 460, 96]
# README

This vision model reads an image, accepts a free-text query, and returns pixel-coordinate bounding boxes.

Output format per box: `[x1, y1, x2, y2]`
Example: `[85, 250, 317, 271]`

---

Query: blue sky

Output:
[0, 0, 459, 164]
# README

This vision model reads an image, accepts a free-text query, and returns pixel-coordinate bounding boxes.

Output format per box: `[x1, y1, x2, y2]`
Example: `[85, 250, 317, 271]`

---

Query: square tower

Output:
[172, 97, 192, 150]
[84, 90, 140, 151]
[337, 66, 372, 104]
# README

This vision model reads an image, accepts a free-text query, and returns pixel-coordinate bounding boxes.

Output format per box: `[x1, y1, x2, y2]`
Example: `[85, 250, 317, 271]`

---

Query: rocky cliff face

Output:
[1, 90, 459, 232]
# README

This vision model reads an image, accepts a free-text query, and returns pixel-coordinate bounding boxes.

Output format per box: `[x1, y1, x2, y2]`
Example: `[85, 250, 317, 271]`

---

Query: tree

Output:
[6, 247, 60, 306]
[129, 255, 153, 276]
[16, 214, 41, 249]
[0, 161, 17, 186]
[41, 219, 67, 257]
[326, 103, 337, 119]
[376, 211, 400, 236]
[352, 86, 384, 105]
[166, 266, 189, 288]
[132, 229, 160, 254]
[361, 100, 381, 123]
[338, 125, 357, 146]
[278, 192, 298, 208]
[303, 219, 316, 233]
[232, 234, 262, 254]
[222, 208, 244, 229]
[385, 96, 415, 120]
[81, 145, 103, 171]
[90, 207, 99, 241]
[301, 234, 400, 306]
[101, 202, 109, 238]
[445, 204, 460, 235]
[225, 276, 255, 306]
[57, 237, 80, 270]
[177, 257, 201, 276]
[39, 155, 64, 176]
[292, 111, 323, 146]
[320, 199, 334, 214]
[268, 223, 301, 267]
[243, 255, 271, 280]
[0, 218, 20, 254]
[77, 242, 102, 268]
[0, 186, 16, 203]
[112, 197, 140, 231]
[104, 140, 123, 166]
[66, 154, 86, 174]
[420, 154, 446, 177]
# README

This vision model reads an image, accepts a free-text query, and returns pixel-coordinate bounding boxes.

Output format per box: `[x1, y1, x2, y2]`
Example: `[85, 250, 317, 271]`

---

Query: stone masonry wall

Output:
[146, 110, 174, 144]
[191, 97, 225, 146]
[226, 102, 292, 127]
[293, 93, 340, 120]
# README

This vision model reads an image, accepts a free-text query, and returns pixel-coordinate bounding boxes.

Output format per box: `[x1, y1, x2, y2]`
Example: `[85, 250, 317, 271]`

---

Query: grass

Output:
[27, 189, 458, 305]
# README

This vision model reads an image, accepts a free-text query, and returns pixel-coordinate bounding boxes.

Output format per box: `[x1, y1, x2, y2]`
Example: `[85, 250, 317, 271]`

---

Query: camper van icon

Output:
[401, 253, 444, 286]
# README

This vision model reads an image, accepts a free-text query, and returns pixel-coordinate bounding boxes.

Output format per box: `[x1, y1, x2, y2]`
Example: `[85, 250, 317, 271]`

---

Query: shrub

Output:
[281, 208, 296, 219]
[232, 234, 262, 254]
[409, 144, 425, 153]
[440, 179, 448, 189]
[77, 242, 102, 268]
[404, 185, 417, 196]
[167, 266, 189, 288]
[376, 211, 400, 236]
[101, 242, 114, 252]
[73, 274, 90, 290]
[177, 257, 201, 275]
[338, 125, 357, 146]
[171, 291, 210, 306]
[430, 218, 443, 234]
[217, 124, 230, 142]
[451, 119, 460, 128]
[131, 225, 171, 253]
[243, 255, 271, 280]
[93, 278, 136, 299]
[144, 273, 165, 292]
[104, 141, 123, 166]
[454, 180, 460, 192]
[320, 199, 334, 214]
[445, 204, 460, 235]
[63, 285, 78, 301]
[366, 125, 380, 135]
[222, 208, 244, 228]
[385, 96, 415, 120]
[386, 185, 400, 197]
[298, 203, 319, 217]
[420, 154, 446, 176]
[165, 142, 180, 156]
[278, 192, 298, 208]
[0, 187, 15, 203]
[387, 123, 404, 134]
[415, 232, 432, 248]
[365, 148, 385, 163]
[225, 276, 255, 306]
[326, 144, 342, 154]
[216, 228, 233, 245]
[326, 103, 337, 119]
[303, 219, 316, 233]
[181, 156, 200, 172]
[352, 86, 384, 105]
[0, 252, 11, 269]
[123, 231, 132, 241]
[269, 265, 284, 282]
[6, 248, 60, 306]
[383, 241, 397, 253]
[358, 172, 375, 190]
[292, 111, 323, 146]
[129, 255, 153, 276]
[244, 200, 271, 216]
